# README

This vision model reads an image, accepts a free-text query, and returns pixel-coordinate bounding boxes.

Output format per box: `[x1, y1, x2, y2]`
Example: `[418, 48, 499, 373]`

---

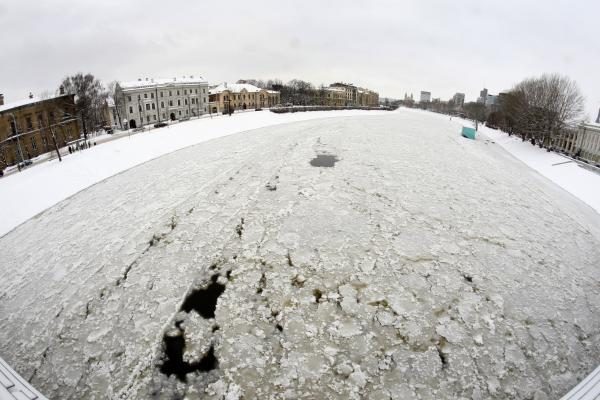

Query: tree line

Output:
[461, 74, 584, 147]
[238, 79, 333, 106]
[486, 74, 584, 147]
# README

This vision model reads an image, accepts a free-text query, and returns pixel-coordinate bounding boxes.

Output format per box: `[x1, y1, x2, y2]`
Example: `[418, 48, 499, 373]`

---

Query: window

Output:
[128, 96, 132, 102]
[144, 93, 148, 99]
[129, 106, 134, 114]
[147, 116, 151, 123]
[184, 89, 187, 95]
[138, 94, 141, 100]
[203, 88, 206, 94]
[145, 104, 150, 111]
[162, 113, 166, 119]
[169, 100, 173, 106]
[184, 99, 188, 105]
[153, 115, 156, 121]
[178, 110, 181, 116]
[185, 110, 188, 115]
[151, 92, 154, 99]
[204, 97, 207, 103]
[178, 100, 181, 106]
[169, 90, 172, 96]
[161, 101, 164, 108]
[177, 90, 180, 95]
[160, 91, 164, 97]
[195, 89, 198, 94]
[26, 117, 33, 131]
[151, 103, 155, 110]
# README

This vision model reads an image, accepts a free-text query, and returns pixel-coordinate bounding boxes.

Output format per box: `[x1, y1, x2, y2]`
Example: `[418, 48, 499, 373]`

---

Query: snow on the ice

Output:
[0, 111, 599, 399]
[408, 108, 600, 215]
[0, 109, 388, 237]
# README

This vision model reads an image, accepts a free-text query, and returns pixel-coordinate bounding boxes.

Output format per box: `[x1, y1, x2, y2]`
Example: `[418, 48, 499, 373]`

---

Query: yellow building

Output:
[208, 83, 280, 114]
[323, 86, 347, 107]
[323, 83, 379, 107]
[0, 93, 80, 168]
[357, 87, 379, 107]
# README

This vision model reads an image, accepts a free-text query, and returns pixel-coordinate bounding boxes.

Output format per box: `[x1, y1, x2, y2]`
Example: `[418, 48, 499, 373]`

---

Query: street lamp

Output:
[8, 113, 25, 167]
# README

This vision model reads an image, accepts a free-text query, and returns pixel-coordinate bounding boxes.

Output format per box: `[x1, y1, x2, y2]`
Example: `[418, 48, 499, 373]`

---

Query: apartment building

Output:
[114, 76, 209, 129]
[321, 83, 379, 107]
[208, 82, 280, 114]
[0, 92, 80, 168]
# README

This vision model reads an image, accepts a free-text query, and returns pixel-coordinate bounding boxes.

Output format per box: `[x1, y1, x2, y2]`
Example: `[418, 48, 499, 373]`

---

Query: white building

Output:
[114, 76, 209, 129]
[573, 123, 600, 164]
[420, 91, 431, 103]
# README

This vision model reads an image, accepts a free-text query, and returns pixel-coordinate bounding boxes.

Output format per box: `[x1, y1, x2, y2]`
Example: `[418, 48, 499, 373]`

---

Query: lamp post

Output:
[8, 113, 25, 167]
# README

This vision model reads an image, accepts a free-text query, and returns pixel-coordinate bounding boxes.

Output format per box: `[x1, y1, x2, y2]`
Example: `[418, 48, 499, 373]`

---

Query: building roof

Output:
[119, 76, 208, 90]
[0, 94, 70, 114]
[209, 83, 279, 95]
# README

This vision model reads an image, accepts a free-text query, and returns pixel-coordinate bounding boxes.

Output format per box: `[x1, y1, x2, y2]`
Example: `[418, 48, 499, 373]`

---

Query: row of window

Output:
[127, 87, 207, 102]
[1, 111, 59, 138]
[1, 128, 73, 165]
[221, 93, 277, 101]
[128, 98, 207, 115]
[135, 107, 209, 124]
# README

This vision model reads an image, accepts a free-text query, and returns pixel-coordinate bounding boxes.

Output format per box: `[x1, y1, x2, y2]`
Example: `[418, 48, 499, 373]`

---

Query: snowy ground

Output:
[0, 112, 599, 399]
[0, 109, 389, 237]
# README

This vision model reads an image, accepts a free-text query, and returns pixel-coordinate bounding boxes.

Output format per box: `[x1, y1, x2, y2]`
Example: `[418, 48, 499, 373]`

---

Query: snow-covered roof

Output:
[0, 94, 67, 114]
[209, 83, 264, 95]
[119, 76, 208, 90]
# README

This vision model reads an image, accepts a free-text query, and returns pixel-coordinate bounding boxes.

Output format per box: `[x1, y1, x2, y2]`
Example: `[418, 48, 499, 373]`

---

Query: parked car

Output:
[18, 159, 33, 169]
[103, 125, 114, 134]
[154, 122, 168, 128]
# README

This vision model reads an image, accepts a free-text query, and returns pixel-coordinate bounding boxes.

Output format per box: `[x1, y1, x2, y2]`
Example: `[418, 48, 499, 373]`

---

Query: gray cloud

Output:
[1, 0, 598, 118]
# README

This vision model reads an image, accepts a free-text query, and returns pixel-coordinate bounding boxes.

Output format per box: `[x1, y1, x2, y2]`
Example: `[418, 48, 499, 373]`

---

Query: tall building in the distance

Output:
[452, 93, 465, 107]
[477, 88, 488, 104]
[420, 91, 431, 103]
[596, 107, 600, 123]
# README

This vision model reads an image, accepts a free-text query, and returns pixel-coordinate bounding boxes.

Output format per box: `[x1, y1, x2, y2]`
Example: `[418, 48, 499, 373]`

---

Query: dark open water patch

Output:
[310, 154, 339, 167]
[180, 275, 226, 318]
[160, 333, 218, 382]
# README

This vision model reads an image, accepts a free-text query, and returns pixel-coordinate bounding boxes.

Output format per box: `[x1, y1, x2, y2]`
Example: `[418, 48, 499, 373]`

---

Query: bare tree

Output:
[503, 74, 584, 146]
[60, 73, 108, 140]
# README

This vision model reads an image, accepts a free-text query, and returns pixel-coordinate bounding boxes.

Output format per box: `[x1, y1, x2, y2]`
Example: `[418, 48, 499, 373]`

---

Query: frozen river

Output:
[1, 112, 599, 399]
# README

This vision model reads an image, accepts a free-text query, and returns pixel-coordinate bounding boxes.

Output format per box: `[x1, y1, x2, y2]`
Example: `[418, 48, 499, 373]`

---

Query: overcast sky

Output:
[0, 0, 598, 118]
